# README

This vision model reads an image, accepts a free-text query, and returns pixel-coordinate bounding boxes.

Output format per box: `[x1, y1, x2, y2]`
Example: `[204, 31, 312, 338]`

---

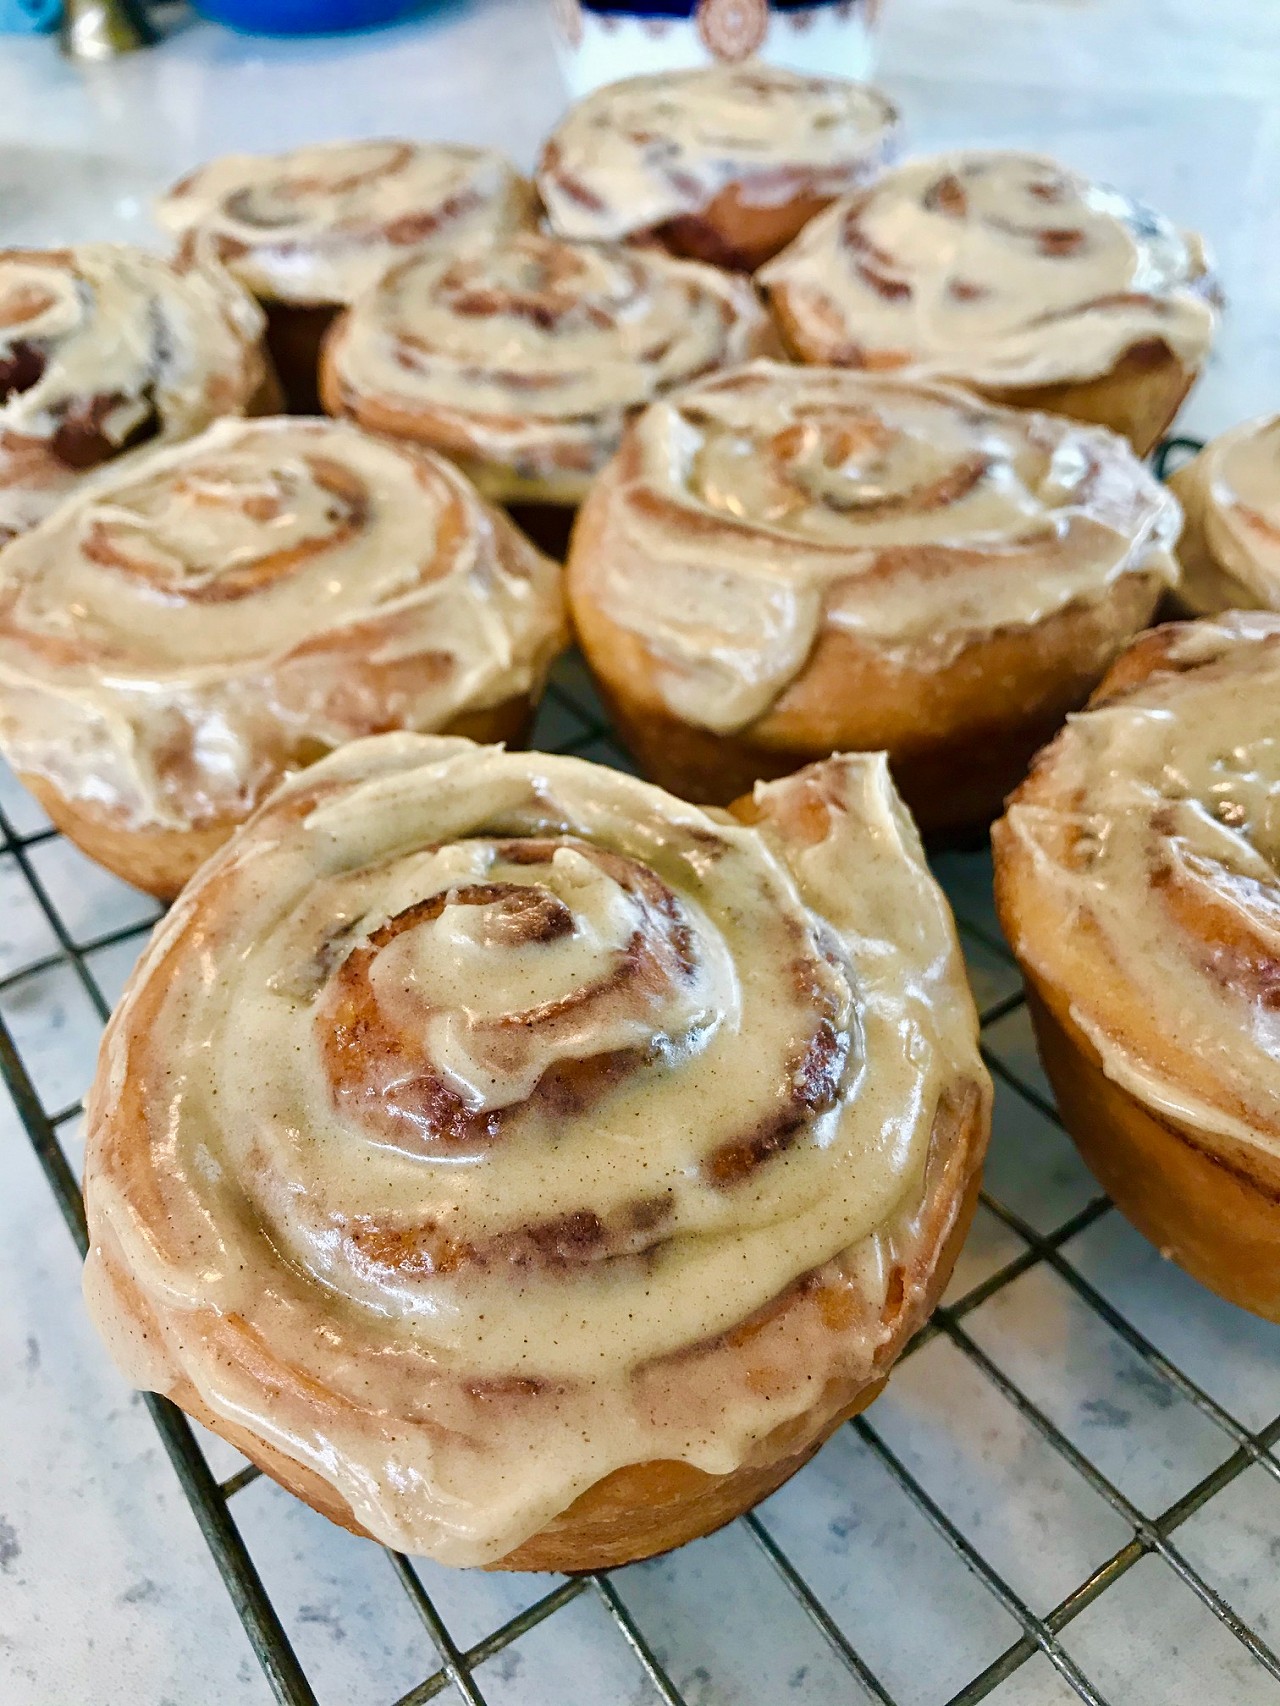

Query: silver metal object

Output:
[59, 0, 156, 60]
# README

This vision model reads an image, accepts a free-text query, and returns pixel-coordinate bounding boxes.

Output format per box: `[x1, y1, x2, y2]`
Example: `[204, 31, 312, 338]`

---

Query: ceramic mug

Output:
[549, 0, 883, 97]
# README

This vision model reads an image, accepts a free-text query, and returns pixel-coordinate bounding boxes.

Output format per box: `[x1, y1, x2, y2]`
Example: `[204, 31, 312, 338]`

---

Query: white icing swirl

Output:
[538, 63, 898, 242]
[0, 418, 565, 831]
[998, 612, 1280, 1154]
[760, 150, 1218, 387]
[157, 139, 536, 307]
[324, 230, 774, 503]
[82, 734, 987, 1564]
[572, 361, 1181, 732]
[1170, 416, 1280, 614]
[0, 244, 268, 541]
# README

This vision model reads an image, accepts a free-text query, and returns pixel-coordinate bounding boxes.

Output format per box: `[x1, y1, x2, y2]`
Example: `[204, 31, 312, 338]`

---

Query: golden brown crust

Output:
[636, 180, 838, 274]
[977, 339, 1198, 459]
[992, 617, 1280, 1319]
[22, 694, 535, 901]
[568, 445, 1165, 832]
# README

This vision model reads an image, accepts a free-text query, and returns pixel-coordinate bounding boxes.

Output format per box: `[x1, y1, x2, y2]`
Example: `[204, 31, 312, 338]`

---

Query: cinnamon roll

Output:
[537, 63, 899, 273]
[1168, 416, 1280, 614]
[760, 151, 1220, 455]
[993, 614, 1280, 1320]
[158, 140, 538, 411]
[0, 243, 275, 544]
[567, 361, 1181, 832]
[319, 229, 778, 511]
[82, 733, 990, 1569]
[0, 418, 564, 899]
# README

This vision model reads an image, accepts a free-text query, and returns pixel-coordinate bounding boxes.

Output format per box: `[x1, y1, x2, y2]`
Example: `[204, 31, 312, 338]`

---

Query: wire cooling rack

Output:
[5, 448, 1280, 1706]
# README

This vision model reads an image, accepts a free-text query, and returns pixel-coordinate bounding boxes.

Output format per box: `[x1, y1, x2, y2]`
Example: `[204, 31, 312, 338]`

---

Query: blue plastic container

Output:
[193, 0, 417, 36]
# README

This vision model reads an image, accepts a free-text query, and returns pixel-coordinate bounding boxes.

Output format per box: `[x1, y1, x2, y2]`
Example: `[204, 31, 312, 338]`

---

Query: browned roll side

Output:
[82, 735, 990, 1570]
[993, 613, 1280, 1319]
[759, 150, 1220, 455]
[158, 139, 539, 411]
[0, 417, 565, 898]
[537, 62, 899, 272]
[566, 361, 1181, 834]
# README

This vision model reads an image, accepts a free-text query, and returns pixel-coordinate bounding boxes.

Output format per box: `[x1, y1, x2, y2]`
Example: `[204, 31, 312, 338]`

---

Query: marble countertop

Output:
[2, 4, 1280, 1703]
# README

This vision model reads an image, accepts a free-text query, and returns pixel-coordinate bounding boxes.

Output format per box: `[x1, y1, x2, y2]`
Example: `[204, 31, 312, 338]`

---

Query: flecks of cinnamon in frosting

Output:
[1170, 416, 1280, 614]
[759, 150, 1218, 387]
[999, 612, 1280, 1151]
[82, 734, 987, 1563]
[157, 139, 537, 306]
[0, 244, 268, 541]
[326, 230, 774, 502]
[538, 62, 899, 242]
[0, 418, 565, 830]
[576, 361, 1181, 732]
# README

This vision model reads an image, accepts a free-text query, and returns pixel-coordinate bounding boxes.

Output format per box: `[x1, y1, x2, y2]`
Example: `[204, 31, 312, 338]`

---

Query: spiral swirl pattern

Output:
[322, 230, 775, 503]
[537, 63, 898, 248]
[1169, 416, 1280, 615]
[570, 361, 1180, 732]
[0, 417, 564, 835]
[0, 244, 269, 542]
[83, 734, 987, 1563]
[760, 150, 1218, 388]
[158, 139, 537, 307]
[996, 613, 1280, 1154]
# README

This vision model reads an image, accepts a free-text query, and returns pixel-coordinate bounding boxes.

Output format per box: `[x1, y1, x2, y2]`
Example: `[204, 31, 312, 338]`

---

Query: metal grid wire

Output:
[4, 438, 1279, 1706]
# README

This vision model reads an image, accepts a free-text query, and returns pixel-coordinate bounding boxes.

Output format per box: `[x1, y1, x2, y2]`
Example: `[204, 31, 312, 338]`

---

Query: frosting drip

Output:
[759, 151, 1218, 387]
[158, 139, 536, 306]
[582, 362, 1181, 731]
[326, 230, 772, 499]
[0, 244, 268, 541]
[1171, 416, 1280, 613]
[82, 735, 987, 1563]
[538, 63, 899, 242]
[0, 418, 565, 829]
[1001, 613, 1280, 1151]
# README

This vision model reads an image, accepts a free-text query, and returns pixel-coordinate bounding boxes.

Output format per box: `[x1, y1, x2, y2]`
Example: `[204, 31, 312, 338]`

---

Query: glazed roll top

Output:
[0, 244, 269, 541]
[157, 139, 537, 306]
[538, 62, 899, 242]
[323, 230, 774, 501]
[83, 735, 987, 1563]
[576, 361, 1181, 732]
[996, 613, 1280, 1153]
[1170, 416, 1280, 613]
[760, 151, 1218, 387]
[0, 418, 564, 830]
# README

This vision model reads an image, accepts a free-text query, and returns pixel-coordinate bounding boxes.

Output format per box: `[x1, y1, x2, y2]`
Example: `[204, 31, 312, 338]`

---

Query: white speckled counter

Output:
[2, 4, 1280, 1703]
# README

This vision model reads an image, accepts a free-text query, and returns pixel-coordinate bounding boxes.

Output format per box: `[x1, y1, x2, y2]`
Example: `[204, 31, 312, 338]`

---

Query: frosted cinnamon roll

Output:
[760, 151, 1220, 455]
[0, 418, 564, 899]
[158, 141, 538, 410]
[567, 361, 1181, 832]
[82, 733, 990, 1569]
[320, 229, 777, 510]
[994, 614, 1280, 1319]
[1168, 416, 1280, 614]
[537, 63, 899, 273]
[0, 244, 274, 544]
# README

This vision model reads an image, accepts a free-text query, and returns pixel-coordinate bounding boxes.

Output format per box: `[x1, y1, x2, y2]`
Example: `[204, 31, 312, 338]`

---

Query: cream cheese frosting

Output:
[999, 612, 1280, 1153]
[324, 230, 775, 503]
[1170, 416, 1280, 614]
[157, 139, 536, 307]
[575, 361, 1181, 732]
[759, 150, 1218, 388]
[0, 244, 268, 541]
[538, 62, 899, 242]
[0, 417, 565, 831]
[82, 734, 987, 1564]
